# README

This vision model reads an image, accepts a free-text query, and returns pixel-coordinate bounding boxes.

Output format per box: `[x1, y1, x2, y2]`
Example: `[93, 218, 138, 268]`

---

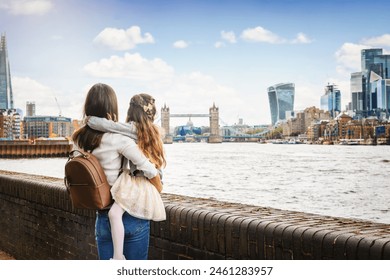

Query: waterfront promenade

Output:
[1, 170, 390, 260]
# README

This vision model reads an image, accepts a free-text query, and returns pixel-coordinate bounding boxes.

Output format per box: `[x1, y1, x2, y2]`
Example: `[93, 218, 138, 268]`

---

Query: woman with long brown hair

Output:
[87, 93, 166, 260]
[73, 84, 163, 260]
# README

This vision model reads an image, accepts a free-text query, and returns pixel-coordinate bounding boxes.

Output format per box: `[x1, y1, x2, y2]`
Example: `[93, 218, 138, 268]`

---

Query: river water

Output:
[1, 143, 389, 224]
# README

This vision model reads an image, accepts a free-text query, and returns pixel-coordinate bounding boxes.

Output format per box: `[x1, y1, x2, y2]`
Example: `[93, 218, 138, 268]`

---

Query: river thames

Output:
[1, 143, 389, 224]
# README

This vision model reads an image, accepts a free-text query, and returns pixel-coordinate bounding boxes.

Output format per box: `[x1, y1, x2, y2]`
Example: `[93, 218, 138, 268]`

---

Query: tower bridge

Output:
[161, 103, 222, 143]
[160, 104, 270, 143]
[170, 114, 209, 118]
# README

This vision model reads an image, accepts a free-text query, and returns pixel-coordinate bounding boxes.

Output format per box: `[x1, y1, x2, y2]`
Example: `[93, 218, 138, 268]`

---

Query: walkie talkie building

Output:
[0, 34, 14, 110]
[267, 83, 295, 125]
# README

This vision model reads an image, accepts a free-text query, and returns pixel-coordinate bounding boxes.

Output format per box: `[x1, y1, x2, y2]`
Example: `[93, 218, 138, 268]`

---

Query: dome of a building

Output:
[186, 117, 193, 127]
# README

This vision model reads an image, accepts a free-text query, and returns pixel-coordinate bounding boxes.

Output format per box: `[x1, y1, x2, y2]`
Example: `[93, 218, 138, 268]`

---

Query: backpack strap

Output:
[68, 149, 90, 161]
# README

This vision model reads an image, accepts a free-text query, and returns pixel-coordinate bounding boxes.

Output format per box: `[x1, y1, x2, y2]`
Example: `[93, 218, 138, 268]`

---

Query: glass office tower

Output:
[0, 34, 13, 110]
[321, 84, 341, 118]
[267, 83, 295, 125]
[361, 49, 383, 73]
[370, 79, 390, 114]
[351, 72, 364, 113]
[355, 49, 390, 117]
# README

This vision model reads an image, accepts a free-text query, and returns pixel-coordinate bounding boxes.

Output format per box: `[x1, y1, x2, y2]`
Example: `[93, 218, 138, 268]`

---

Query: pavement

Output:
[0, 250, 14, 260]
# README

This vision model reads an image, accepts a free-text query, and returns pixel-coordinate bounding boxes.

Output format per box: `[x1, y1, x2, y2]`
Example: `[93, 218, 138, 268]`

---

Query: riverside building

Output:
[0, 109, 20, 139]
[267, 83, 295, 125]
[282, 106, 330, 138]
[23, 116, 72, 139]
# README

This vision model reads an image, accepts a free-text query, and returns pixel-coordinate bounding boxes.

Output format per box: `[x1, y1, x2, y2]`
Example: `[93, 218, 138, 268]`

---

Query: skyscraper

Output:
[361, 48, 383, 73]
[267, 83, 295, 125]
[0, 34, 13, 110]
[351, 72, 364, 113]
[321, 84, 341, 118]
[352, 48, 390, 118]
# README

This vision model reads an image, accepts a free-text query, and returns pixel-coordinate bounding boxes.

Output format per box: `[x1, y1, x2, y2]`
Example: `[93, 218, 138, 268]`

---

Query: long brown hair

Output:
[126, 93, 166, 168]
[72, 83, 118, 152]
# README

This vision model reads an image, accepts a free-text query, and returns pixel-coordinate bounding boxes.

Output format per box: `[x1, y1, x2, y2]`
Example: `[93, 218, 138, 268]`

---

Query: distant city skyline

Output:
[1, 0, 390, 126]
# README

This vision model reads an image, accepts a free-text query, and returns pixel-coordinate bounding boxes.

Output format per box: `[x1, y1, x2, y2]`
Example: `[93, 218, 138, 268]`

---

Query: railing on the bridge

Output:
[170, 114, 210, 118]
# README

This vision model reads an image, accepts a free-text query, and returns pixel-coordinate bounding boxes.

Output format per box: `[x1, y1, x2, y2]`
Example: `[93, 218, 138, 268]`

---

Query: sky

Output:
[1, 0, 390, 127]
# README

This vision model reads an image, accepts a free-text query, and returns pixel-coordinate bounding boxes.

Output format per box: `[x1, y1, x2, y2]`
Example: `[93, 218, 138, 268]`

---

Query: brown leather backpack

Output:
[64, 150, 113, 210]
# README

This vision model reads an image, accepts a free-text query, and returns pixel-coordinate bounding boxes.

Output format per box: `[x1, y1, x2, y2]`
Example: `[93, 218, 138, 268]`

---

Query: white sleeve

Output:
[87, 117, 138, 140]
[118, 137, 157, 179]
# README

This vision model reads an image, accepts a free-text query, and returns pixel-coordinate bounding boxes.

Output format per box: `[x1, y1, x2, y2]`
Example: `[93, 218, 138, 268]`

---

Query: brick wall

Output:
[0, 171, 97, 260]
[1, 170, 389, 260]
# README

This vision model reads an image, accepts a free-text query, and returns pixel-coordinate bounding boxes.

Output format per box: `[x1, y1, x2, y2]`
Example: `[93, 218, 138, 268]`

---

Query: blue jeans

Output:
[95, 210, 150, 260]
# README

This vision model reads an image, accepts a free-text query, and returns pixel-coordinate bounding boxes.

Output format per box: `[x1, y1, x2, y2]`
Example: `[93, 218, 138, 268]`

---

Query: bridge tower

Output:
[161, 103, 222, 143]
[161, 104, 173, 144]
[208, 103, 222, 143]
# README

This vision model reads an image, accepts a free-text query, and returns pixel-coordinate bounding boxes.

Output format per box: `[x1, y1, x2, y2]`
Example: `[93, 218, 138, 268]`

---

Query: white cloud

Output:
[240, 26, 313, 45]
[83, 53, 246, 125]
[159, 72, 245, 126]
[221, 30, 236, 43]
[334, 36, 390, 77]
[93, 26, 154, 51]
[330, 43, 370, 110]
[331, 38, 390, 109]
[12, 76, 56, 114]
[50, 35, 63, 40]
[173, 40, 189, 49]
[293, 80, 349, 112]
[334, 42, 370, 76]
[294, 83, 322, 110]
[331, 37, 390, 108]
[361, 34, 390, 47]
[12, 76, 84, 119]
[0, 0, 52, 15]
[214, 41, 225, 48]
[292, 32, 312, 44]
[241, 26, 286, 44]
[83, 52, 174, 84]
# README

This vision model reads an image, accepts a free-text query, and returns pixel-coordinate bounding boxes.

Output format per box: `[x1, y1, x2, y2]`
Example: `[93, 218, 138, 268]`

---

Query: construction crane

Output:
[54, 97, 62, 116]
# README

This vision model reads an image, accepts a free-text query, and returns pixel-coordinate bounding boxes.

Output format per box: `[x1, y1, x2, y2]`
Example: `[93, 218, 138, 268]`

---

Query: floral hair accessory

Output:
[143, 101, 155, 120]
[143, 103, 154, 113]
[131, 95, 155, 120]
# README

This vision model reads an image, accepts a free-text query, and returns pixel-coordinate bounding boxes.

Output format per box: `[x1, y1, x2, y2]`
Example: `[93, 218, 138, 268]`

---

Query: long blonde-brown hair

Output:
[126, 93, 166, 168]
